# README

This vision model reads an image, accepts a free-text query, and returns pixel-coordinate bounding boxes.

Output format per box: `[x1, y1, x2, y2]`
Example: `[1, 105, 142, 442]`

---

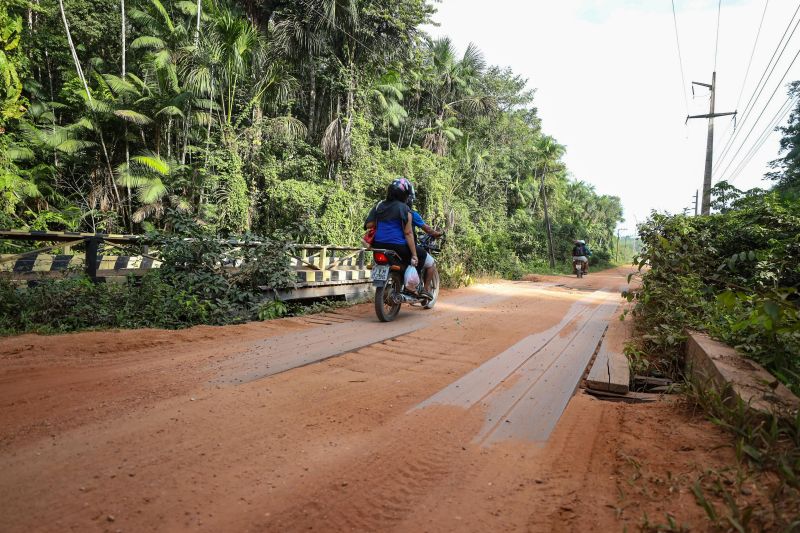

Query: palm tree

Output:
[534, 135, 565, 267]
[117, 152, 190, 222]
[420, 38, 493, 155]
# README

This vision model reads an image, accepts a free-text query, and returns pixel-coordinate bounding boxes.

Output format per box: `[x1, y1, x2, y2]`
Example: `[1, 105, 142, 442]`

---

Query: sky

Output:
[426, 0, 800, 235]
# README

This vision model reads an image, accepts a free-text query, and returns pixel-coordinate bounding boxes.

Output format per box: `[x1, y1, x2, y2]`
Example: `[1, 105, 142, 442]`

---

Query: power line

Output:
[729, 96, 796, 183]
[735, 0, 770, 111]
[728, 96, 794, 182]
[713, 5, 800, 177]
[717, 0, 770, 149]
[717, 46, 800, 182]
[713, 0, 722, 71]
[728, 95, 798, 183]
[714, 9, 800, 177]
[671, 0, 690, 116]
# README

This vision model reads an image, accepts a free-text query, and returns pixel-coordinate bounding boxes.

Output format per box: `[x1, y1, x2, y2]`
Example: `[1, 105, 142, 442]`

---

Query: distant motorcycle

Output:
[573, 258, 587, 278]
[371, 234, 443, 322]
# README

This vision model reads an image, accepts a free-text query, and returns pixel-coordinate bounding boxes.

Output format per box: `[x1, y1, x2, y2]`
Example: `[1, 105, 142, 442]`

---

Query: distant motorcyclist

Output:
[572, 239, 589, 274]
[406, 182, 442, 296]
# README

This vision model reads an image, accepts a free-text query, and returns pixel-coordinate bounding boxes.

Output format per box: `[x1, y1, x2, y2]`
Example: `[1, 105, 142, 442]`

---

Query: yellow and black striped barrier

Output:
[1, 231, 374, 298]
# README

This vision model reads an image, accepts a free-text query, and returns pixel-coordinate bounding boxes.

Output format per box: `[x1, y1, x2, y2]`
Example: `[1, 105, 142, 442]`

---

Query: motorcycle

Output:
[573, 258, 587, 278]
[371, 234, 443, 322]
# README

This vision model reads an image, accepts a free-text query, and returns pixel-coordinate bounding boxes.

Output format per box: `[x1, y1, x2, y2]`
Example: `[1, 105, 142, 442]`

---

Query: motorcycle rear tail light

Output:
[373, 252, 389, 265]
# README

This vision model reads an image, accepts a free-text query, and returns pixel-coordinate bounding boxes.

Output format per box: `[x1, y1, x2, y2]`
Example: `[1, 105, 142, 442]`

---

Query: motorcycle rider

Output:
[572, 239, 589, 275]
[364, 178, 428, 289]
[406, 182, 443, 295]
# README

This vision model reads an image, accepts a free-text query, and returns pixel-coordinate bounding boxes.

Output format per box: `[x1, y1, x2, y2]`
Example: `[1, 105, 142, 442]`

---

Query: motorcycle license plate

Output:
[372, 265, 390, 281]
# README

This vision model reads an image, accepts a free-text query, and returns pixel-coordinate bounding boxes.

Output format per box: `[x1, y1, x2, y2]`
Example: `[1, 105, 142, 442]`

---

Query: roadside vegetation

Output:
[626, 88, 800, 530]
[0, 0, 621, 282]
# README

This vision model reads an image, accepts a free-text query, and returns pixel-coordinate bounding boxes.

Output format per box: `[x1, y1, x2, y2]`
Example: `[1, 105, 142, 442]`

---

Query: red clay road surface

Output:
[0, 267, 744, 532]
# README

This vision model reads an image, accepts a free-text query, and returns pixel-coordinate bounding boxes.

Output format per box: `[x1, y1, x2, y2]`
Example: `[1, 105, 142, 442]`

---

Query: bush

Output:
[628, 193, 800, 393]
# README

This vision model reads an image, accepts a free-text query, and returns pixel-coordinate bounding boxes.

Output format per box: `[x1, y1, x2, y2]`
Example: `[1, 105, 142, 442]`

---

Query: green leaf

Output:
[155, 106, 184, 118]
[130, 35, 165, 50]
[762, 301, 780, 324]
[114, 109, 153, 125]
[131, 153, 170, 175]
[137, 177, 167, 204]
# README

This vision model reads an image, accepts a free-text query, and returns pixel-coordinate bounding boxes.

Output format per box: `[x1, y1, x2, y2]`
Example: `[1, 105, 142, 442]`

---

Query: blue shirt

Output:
[412, 211, 425, 228]
[366, 201, 411, 245]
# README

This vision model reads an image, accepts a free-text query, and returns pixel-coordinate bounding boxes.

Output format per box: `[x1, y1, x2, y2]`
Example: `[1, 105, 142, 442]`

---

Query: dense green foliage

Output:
[768, 81, 800, 197]
[628, 193, 800, 393]
[1, 0, 623, 285]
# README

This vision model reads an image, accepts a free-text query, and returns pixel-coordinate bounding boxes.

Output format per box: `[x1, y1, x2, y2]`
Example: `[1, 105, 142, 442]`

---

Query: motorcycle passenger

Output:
[572, 239, 589, 274]
[406, 183, 443, 295]
[364, 178, 428, 278]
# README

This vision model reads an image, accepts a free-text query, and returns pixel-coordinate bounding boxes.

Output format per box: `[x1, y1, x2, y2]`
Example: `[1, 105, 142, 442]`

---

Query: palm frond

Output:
[155, 105, 185, 118]
[132, 202, 163, 223]
[68, 117, 96, 131]
[6, 146, 34, 161]
[114, 109, 154, 125]
[137, 177, 168, 204]
[192, 111, 212, 126]
[149, 0, 175, 33]
[55, 139, 96, 154]
[86, 99, 113, 114]
[131, 153, 170, 175]
[130, 35, 166, 50]
[102, 74, 139, 96]
[268, 116, 307, 140]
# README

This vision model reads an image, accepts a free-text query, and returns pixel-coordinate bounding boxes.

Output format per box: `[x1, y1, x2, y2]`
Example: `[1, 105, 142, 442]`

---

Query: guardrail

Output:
[1, 231, 375, 300]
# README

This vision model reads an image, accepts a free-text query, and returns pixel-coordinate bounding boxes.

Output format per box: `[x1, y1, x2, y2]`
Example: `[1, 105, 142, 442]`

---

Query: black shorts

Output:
[373, 241, 427, 271]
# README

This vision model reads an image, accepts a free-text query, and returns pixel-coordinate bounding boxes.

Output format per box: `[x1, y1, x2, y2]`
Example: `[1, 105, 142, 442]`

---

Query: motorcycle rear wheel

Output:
[374, 275, 402, 322]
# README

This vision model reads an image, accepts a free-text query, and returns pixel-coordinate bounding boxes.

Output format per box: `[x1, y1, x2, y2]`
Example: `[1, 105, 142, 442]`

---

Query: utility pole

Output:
[686, 72, 736, 215]
[693, 189, 699, 216]
[616, 229, 621, 263]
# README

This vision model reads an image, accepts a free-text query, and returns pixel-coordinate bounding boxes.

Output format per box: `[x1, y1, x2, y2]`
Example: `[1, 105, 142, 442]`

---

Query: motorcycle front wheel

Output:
[374, 275, 402, 322]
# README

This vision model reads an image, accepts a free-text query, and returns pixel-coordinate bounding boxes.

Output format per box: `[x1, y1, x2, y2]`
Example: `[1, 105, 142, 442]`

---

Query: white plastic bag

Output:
[403, 265, 420, 289]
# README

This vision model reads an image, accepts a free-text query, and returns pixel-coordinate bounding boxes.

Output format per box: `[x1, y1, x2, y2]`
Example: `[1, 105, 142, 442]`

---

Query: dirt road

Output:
[0, 268, 746, 532]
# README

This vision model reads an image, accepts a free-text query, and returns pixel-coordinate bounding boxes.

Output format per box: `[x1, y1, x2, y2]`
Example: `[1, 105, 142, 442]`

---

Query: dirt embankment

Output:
[0, 268, 774, 532]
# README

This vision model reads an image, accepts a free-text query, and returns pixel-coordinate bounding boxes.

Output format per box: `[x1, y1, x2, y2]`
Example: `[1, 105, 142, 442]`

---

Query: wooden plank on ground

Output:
[586, 306, 631, 394]
[586, 346, 630, 394]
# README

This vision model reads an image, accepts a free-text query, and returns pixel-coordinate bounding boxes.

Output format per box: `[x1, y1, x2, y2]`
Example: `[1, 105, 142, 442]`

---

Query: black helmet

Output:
[386, 177, 412, 203]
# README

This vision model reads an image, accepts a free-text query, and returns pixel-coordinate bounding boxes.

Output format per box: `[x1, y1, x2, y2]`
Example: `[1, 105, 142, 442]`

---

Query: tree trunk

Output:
[122, 0, 132, 230]
[59, 0, 121, 215]
[308, 62, 317, 138]
[540, 176, 555, 268]
[195, 0, 201, 45]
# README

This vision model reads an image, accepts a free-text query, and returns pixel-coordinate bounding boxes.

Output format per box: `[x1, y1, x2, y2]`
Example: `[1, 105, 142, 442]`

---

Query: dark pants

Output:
[373, 241, 427, 271]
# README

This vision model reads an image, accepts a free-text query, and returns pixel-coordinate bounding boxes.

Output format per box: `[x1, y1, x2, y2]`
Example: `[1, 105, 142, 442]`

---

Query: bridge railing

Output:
[0, 231, 374, 293]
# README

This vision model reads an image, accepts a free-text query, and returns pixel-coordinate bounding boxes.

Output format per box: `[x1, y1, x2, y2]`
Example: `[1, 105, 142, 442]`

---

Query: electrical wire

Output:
[717, 46, 800, 182]
[735, 0, 770, 112]
[727, 95, 798, 183]
[717, 0, 770, 149]
[713, 4, 800, 177]
[671, 0, 690, 117]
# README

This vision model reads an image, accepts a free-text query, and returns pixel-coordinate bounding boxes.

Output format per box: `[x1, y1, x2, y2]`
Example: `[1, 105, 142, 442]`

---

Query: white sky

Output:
[427, 0, 800, 235]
